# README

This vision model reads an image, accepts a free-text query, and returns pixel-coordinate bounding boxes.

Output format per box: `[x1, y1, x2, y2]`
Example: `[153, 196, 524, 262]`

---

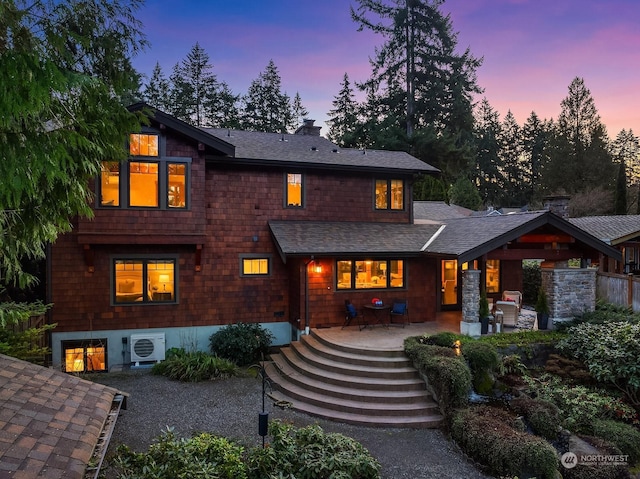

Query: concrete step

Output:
[310, 329, 408, 358]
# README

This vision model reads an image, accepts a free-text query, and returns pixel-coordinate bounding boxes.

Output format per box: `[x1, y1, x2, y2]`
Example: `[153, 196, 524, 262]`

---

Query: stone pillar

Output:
[462, 270, 480, 322]
[542, 267, 596, 327]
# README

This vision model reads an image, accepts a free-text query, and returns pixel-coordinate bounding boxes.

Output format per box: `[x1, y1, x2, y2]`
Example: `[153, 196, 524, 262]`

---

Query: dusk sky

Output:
[134, 0, 640, 138]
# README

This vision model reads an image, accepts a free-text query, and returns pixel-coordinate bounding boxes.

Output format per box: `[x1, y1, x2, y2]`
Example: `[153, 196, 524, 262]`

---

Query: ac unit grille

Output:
[133, 338, 154, 358]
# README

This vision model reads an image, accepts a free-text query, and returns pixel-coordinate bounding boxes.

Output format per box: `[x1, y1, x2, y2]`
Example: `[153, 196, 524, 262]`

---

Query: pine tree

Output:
[500, 110, 525, 206]
[327, 73, 360, 147]
[614, 159, 627, 214]
[143, 62, 171, 110]
[291, 92, 309, 130]
[241, 60, 294, 133]
[521, 112, 549, 205]
[473, 98, 503, 207]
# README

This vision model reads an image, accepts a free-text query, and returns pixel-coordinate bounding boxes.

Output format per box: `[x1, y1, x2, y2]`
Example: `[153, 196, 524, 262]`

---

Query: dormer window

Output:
[129, 133, 159, 156]
[375, 179, 404, 210]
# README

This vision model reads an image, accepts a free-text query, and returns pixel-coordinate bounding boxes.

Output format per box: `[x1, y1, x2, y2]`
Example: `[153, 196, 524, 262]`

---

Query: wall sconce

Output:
[313, 262, 322, 274]
[158, 274, 170, 291]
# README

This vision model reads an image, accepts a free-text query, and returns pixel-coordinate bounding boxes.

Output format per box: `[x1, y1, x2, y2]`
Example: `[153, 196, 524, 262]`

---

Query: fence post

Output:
[629, 274, 634, 308]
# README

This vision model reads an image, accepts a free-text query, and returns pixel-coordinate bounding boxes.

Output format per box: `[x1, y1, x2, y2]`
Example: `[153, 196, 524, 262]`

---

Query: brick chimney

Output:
[294, 119, 321, 136]
[543, 195, 571, 218]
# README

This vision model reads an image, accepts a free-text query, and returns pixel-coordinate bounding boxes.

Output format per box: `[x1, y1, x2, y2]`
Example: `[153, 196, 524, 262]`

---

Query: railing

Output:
[596, 272, 640, 312]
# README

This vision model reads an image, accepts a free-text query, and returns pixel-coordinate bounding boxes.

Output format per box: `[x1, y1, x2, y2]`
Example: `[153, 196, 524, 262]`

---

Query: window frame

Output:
[335, 259, 406, 290]
[240, 254, 272, 277]
[111, 255, 178, 305]
[284, 172, 305, 208]
[62, 339, 108, 373]
[374, 178, 405, 211]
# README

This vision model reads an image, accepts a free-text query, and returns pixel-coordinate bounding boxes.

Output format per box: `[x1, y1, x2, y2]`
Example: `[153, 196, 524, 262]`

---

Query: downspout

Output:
[303, 256, 316, 335]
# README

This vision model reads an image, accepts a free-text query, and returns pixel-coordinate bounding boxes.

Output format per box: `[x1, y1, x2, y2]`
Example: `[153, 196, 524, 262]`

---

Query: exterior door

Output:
[441, 260, 459, 308]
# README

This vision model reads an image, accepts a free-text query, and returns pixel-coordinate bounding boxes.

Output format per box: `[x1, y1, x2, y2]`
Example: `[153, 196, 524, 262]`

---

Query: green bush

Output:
[590, 419, 640, 466]
[210, 322, 274, 367]
[418, 331, 459, 348]
[498, 353, 527, 377]
[509, 396, 561, 440]
[522, 260, 541, 304]
[113, 427, 247, 479]
[557, 321, 640, 408]
[151, 349, 239, 382]
[404, 338, 471, 411]
[451, 406, 558, 479]
[461, 341, 499, 394]
[246, 420, 381, 479]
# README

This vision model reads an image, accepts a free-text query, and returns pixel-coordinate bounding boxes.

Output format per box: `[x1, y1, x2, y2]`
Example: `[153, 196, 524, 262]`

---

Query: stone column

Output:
[541, 267, 596, 327]
[462, 270, 480, 322]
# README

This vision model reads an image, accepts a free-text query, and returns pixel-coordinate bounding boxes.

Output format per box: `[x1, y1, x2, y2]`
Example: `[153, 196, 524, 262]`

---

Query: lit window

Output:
[130, 134, 159, 156]
[62, 339, 107, 373]
[286, 173, 303, 207]
[242, 258, 270, 275]
[486, 259, 500, 293]
[168, 163, 186, 208]
[114, 259, 176, 303]
[375, 179, 404, 210]
[100, 161, 120, 206]
[129, 161, 159, 207]
[336, 259, 404, 290]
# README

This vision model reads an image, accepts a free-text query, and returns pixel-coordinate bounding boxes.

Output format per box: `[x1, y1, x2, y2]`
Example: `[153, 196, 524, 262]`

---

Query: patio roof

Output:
[268, 221, 444, 262]
[568, 215, 640, 245]
[0, 354, 124, 479]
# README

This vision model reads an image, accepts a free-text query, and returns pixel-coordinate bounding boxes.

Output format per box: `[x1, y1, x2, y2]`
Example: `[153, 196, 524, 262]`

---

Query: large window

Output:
[486, 259, 500, 293]
[62, 339, 107, 373]
[286, 173, 304, 207]
[241, 256, 270, 276]
[113, 258, 176, 304]
[375, 179, 404, 210]
[336, 259, 404, 290]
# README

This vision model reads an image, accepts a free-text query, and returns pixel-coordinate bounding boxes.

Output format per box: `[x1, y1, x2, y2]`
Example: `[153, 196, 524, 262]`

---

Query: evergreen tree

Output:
[327, 73, 360, 147]
[614, 159, 627, 214]
[612, 129, 640, 186]
[0, 0, 145, 349]
[500, 110, 525, 206]
[291, 92, 309, 129]
[143, 62, 171, 110]
[521, 112, 549, 205]
[473, 98, 502, 207]
[351, 0, 482, 180]
[241, 60, 294, 133]
[449, 176, 482, 211]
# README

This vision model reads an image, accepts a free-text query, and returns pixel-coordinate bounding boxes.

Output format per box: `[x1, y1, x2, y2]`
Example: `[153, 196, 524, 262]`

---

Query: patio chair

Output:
[495, 300, 519, 327]
[389, 299, 409, 327]
[343, 299, 362, 330]
[502, 290, 523, 311]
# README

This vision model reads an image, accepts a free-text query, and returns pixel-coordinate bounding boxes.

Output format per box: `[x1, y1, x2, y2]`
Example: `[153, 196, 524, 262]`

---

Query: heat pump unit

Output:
[130, 333, 166, 366]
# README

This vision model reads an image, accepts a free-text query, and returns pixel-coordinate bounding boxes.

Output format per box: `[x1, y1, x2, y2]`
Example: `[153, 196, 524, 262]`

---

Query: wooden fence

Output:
[596, 272, 640, 313]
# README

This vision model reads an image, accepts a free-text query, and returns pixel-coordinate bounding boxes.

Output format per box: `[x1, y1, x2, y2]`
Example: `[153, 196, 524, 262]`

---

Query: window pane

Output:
[375, 180, 388, 209]
[100, 161, 120, 206]
[243, 258, 269, 275]
[336, 261, 352, 289]
[115, 260, 144, 302]
[287, 173, 303, 207]
[129, 162, 159, 207]
[486, 259, 500, 293]
[149, 261, 175, 302]
[390, 260, 404, 288]
[168, 163, 186, 208]
[86, 346, 106, 371]
[65, 347, 85, 372]
[130, 134, 159, 156]
[369, 260, 386, 288]
[390, 179, 403, 210]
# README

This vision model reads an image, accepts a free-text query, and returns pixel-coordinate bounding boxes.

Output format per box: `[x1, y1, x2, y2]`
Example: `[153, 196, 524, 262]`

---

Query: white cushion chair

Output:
[502, 290, 523, 312]
[495, 300, 519, 327]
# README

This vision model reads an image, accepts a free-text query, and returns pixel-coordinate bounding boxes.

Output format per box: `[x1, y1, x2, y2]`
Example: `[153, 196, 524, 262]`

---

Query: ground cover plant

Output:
[151, 348, 239, 382]
[112, 420, 381, 479]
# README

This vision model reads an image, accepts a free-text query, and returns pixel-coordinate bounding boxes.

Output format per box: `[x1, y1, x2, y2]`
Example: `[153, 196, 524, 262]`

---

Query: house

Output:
[47, 105, 621, 371]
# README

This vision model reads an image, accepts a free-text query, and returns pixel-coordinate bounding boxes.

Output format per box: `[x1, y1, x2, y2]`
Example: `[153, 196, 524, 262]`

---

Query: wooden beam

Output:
[517, 234, 575, 243]
[487, 249, 584, 261]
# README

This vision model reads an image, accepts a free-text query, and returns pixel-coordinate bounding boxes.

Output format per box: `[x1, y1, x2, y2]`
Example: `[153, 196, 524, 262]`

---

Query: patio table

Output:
[363, 304, 392, 328]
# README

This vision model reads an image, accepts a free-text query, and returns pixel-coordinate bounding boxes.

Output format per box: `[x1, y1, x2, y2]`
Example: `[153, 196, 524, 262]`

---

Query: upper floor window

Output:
[375, 179, 404, 210]
[241, 256, 271, 276]
[113, 258, 176, 304]
[129, 133, 159, 156]
[286, 173, 304, 207]
[336, 259, 404, 290]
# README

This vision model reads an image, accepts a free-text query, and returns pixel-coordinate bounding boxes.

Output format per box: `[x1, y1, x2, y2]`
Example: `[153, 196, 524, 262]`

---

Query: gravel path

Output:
[95, 370, 492, 479]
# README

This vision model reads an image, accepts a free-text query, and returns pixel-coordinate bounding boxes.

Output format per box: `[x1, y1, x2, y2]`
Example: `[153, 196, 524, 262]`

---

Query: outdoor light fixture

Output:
[158, 274, 170, 291]
[313, 262, 322, 274]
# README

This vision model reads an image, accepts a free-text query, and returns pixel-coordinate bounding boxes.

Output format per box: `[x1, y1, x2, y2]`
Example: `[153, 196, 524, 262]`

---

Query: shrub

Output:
[522, 260, 541, 304]
[418, 331, 459, 348]
[450, 406, 558, 479]
[590, 419, 640, 466]
[523, 374, 639, 431]
[151, 349, 239, 382]
[557, 321, 640, 408]
[404, 339, 471, 411]
[498, 354, 527, 377]
[461, 341, 499, 394]
[210, 322, 274, 367]
[509, 396, 561, 440]
[246, 420, 381, 479]
[113, 427, 247, 479]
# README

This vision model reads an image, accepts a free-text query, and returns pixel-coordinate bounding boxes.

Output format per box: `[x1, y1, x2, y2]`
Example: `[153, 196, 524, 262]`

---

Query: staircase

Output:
[265, 329, 444, 428]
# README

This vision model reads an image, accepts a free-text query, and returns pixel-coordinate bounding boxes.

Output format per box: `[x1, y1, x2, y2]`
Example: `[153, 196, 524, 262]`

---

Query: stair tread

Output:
[275, 349, 422, 385]
[269, 391, 444, 428]
[265, 361, 431, 401]
[301, 334, 409, 364]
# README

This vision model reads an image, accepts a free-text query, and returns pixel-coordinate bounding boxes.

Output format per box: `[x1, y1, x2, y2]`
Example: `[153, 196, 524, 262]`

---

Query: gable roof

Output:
[204, 128, 438, 174]
[269, 221, 444, 262]
[413, 201, 473, 223]
[0, 354, 123, 479]
[427, 211, 622, 262]
[568, 215, 640, 245]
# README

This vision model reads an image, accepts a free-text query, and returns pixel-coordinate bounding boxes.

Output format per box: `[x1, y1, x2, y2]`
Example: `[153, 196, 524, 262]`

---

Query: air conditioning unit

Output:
[130, 333, 166, 366]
